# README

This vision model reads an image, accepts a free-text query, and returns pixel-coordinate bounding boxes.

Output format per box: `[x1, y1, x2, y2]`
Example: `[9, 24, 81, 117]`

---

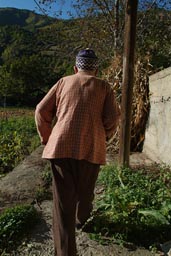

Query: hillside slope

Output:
[0, 7, 54, 28]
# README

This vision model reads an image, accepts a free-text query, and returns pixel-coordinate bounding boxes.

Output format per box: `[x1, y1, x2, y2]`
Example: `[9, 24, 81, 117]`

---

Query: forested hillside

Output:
[0, 8, 82, 106]
[0, 8, 111, 107]
[0, 6, 171, 107]
[0, 8, 54, 28]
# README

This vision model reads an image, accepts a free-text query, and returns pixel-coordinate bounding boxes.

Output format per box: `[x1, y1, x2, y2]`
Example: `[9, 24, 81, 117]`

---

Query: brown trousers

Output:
[50, 158, 100, 256]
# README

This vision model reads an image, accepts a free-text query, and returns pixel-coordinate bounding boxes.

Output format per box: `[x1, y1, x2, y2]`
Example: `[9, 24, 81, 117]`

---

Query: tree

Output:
[37, 0, 125, 56]
[136, 2, 171, 70]
[0, 65, 14, 107]
[72, 0, 125, 51]
[37, 0, 171, 69]
[0, 54, 59, 107]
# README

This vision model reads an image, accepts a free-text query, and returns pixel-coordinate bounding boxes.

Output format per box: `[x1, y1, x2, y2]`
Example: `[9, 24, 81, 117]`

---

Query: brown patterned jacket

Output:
[35, 71, 120, 164]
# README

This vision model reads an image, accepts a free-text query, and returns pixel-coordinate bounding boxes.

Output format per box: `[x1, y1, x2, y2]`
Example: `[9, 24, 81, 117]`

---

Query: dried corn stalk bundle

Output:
[102, 55, 151, 154]
[131, 60, 151, 152]
[102, 55, 122, 155]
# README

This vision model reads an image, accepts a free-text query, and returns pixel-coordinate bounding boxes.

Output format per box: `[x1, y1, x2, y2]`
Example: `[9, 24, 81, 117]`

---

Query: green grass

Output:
[87, 164, 171, 248]
[0, 113, 40, 174]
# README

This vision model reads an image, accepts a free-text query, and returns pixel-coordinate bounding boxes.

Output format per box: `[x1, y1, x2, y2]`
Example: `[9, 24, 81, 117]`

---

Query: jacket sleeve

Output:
[35, 82, 58, 145]
[102, 83, 121, 139]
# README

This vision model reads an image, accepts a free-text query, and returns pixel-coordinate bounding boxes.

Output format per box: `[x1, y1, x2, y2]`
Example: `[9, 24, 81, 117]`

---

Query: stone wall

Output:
[143, 67, 171, 164]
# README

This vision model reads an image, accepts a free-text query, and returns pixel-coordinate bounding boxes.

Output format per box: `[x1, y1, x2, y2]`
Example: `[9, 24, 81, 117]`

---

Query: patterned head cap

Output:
[76, 49, 98, 70]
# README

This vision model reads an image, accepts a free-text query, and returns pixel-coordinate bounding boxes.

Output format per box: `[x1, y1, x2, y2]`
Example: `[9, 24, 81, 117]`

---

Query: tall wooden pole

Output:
[119, 0, 138, 167]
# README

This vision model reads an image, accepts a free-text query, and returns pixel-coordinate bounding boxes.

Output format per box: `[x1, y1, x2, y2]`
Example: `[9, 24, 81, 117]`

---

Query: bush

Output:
[0, 204, 39, 252]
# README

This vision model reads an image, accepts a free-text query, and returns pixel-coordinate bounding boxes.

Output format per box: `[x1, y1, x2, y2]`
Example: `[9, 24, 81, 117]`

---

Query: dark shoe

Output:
[75, 221, 92, 232]
[75, 223, 84, 230]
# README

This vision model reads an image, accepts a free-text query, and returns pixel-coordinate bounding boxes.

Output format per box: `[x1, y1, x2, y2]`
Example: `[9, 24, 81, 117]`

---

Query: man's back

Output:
[35, 71, 119, 164]
[56, 72, 106, 124]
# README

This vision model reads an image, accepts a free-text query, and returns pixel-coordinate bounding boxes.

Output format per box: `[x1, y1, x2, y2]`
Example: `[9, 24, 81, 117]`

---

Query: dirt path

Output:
[14, 200, 155, 256]
[0, 147, 164, 255]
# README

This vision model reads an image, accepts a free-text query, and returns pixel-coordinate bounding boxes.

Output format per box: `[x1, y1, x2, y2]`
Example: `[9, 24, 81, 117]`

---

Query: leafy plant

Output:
[35, 186, 52, 202]
[0, 204, 39, 252]
[89, 164, 171, 247]
[35, 164, 52, 202]
[41, 163, 52, 188]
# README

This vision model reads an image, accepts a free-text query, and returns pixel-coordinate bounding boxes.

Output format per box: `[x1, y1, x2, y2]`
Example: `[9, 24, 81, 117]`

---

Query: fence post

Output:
[119, 0, 138, 167]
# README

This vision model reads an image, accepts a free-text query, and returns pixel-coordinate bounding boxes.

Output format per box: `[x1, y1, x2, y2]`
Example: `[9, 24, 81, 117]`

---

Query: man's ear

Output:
[74, 66, 78, 73]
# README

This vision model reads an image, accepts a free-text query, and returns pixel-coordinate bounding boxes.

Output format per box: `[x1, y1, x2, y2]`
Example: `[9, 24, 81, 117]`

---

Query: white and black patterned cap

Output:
[76, 48, 98, 70]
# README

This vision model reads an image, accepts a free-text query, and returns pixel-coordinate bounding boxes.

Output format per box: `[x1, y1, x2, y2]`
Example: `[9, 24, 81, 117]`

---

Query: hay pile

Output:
[102, 55, 151, 154]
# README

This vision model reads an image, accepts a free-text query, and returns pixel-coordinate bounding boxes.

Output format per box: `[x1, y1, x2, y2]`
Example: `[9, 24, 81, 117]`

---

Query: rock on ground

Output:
[0, 146, 47, 210]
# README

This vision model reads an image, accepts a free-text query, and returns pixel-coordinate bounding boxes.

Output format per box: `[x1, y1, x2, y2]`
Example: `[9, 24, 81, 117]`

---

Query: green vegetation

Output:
[0, 6, 171, 107]
[0, 204, 39, 253]
[35, 163, 52, 202]
[0, 8, 54, 28]
[1, 5, 171, 251]
[41, 163, 52, 187]
[0, 110, 40, 174]
[0, 9, 79, 107]
[87, 164, 171, 248]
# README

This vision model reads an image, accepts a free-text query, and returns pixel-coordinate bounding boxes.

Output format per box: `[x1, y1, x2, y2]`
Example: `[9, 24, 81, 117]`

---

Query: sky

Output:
[0, 0, 74, 19]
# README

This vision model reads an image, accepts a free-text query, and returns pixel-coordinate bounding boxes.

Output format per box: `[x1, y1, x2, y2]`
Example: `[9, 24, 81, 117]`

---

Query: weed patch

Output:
[87, 164, 171, 248]
[0, 204, 39, 253]
[0, 114, 40, 174]
[35, 163, 52, 202]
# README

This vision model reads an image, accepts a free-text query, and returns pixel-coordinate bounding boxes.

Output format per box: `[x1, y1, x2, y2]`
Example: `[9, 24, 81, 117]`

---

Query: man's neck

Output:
[77, 70, 97, 76]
